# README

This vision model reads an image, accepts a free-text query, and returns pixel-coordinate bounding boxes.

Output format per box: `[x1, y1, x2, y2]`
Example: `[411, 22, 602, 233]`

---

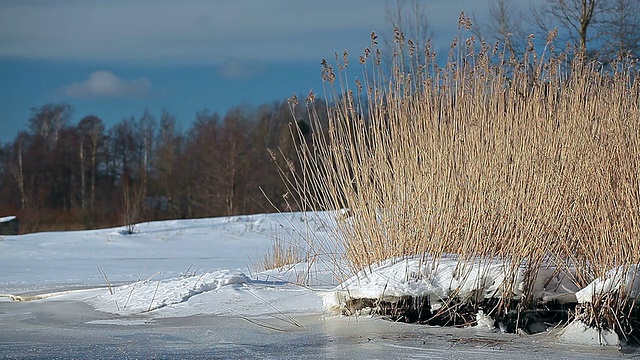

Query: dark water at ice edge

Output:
[0, 300, 632, 360]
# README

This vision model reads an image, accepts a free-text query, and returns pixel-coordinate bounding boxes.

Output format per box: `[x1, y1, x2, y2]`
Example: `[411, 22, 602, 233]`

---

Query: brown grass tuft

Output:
[256, 236, 304, 272]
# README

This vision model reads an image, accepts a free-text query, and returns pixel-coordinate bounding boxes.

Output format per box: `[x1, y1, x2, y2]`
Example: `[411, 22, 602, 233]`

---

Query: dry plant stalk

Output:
[281, 22, 640, 334]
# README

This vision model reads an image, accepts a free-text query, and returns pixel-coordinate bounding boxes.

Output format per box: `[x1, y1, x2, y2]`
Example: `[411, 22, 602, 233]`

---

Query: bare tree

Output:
[530, 0, 601, 53]
[599, 0, 640, 59]
[384, 0, 431, 66]
[482, 0, 639, 62]
[121, 176, 143, 234]
[111, 117, 137, 179]
[28, 103, 73, 150]
[155, 110, 182, 216]
[10, 133, 29, 210]
[187, 110, 223, 216]
[77, 115, 105, 210]
[219, 107, 252, 216]
[136, 109, 156, 212]
[50, 126, 81, 210]
[475, 0, 528, 57]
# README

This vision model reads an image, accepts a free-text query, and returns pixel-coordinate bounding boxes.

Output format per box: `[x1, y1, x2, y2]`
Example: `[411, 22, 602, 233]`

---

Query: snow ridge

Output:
[90, 269, 249, 315]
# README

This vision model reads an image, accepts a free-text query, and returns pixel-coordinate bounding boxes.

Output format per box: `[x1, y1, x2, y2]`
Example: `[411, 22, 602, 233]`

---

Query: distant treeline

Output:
[0, 100, 326, 233]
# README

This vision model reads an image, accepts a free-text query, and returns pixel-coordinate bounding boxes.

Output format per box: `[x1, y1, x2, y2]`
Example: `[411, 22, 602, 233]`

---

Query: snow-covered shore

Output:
[1, 211, 638, 355]
[0, 212, 337, 320]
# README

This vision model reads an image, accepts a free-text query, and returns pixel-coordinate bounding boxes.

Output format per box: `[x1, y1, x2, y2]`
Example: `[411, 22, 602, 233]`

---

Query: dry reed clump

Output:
[282, 16, 640, 337]
[256, 236, 304, 271]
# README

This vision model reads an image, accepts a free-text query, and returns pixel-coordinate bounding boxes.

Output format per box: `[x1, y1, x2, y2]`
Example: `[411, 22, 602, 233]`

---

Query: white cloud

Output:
[216, 59, 266, 80]
[62, 70, 152, 99]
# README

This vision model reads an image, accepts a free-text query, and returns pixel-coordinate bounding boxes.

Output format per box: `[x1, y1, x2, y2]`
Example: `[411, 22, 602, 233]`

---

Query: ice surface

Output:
[0, 300, 628, 359]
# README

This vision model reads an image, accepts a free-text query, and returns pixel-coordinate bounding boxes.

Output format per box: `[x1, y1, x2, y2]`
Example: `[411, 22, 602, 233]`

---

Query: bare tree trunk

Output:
[138, 110, 155, 216]
[579, 0, 597, 51]
[90, 134, 97, 209]
[79, 138, 86, 209]
[13, 141, 28, 210]
[226, 156, 236, 216]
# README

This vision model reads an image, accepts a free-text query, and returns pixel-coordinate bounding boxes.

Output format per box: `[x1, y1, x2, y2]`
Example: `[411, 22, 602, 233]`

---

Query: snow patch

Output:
[475, 310, 495, 329]
[575, 265, 640, 303]
[532, 266, 580, 303]
[559, 321, 620, 347]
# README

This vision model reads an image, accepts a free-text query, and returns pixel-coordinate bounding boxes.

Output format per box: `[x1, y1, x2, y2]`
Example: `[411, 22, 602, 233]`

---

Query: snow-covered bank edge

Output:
[319, 255, 640, 347]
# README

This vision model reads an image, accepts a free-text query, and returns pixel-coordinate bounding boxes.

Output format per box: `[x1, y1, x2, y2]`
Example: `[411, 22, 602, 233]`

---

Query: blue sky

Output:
[0, 0, 529, 143]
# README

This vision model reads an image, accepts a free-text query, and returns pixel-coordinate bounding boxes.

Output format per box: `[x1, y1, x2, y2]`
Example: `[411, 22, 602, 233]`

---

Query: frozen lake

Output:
[0, 299, 628, 359]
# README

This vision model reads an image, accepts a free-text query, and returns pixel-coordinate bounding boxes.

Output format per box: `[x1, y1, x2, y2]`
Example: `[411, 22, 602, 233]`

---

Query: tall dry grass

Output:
[282, 17, 640, 334]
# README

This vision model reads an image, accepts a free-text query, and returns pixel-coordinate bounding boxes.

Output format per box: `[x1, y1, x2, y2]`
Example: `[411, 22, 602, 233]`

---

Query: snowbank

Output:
[532, 265, 580, 303]
[321, 256, 578, 314]
[559, 321, 620, 346]
[0, 211, 337, 293]
[575, 265, 640, 304]
[319, 254, 640, 346]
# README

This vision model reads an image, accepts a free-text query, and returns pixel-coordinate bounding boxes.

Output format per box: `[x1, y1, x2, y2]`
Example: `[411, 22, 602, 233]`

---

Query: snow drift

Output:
[89, 269, 250, 315]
